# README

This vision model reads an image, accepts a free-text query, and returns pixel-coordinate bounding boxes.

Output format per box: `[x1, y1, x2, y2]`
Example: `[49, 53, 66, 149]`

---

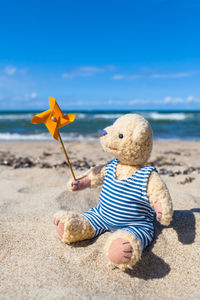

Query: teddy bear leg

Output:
[104, 230, 142, 270]
[53, 211, 95, 244]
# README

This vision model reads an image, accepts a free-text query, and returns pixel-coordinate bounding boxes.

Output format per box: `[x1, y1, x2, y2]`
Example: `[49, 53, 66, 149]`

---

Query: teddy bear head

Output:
[100, 114, 153, 166]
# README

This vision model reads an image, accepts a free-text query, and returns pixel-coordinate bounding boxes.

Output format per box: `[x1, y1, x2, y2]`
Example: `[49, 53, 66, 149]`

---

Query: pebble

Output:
[72, 160, 90, 169]
[149, 156, 181, 167]
[42, 151, 51, 157]
[164, 151, 181, 156]
[178, 177, 195, 184]
[0, 152, 199, 178]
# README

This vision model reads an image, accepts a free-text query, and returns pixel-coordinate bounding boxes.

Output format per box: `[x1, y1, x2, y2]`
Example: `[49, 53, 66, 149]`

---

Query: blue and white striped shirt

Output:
[83, 159, 157, 250]
[99, 159, 155, 227]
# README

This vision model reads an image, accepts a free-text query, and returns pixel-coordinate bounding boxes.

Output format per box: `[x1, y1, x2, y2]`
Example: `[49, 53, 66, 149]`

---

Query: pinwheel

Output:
[31, 97, 76, 180]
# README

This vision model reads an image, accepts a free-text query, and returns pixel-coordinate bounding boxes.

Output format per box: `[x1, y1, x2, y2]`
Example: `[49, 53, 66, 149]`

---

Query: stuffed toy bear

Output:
[54, 114, 173, 270]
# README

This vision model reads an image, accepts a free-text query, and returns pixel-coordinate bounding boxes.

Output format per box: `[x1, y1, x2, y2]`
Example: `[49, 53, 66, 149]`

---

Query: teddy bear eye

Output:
[119, 134, 123, 139]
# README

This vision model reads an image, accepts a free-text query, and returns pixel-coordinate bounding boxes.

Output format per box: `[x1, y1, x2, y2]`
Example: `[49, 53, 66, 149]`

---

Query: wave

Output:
[147, 112, 192, 121]
[0, 133, 50, 140]
[0, 133, 98, 141]
[0, 111, 197, 122]
[75, 113, 87, 119]
[0, 113, 88, 121]
[0, 132, 199, 141]
[0, 113, 34, 121]
[93, 114, 123, 120]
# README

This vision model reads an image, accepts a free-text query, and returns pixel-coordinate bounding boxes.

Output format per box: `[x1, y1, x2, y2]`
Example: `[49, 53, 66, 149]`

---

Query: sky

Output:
[0, 0, 200, 111]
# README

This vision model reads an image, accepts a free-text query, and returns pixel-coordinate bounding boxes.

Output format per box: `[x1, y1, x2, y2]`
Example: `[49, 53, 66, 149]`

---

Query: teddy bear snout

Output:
[100, 129, 108, 137]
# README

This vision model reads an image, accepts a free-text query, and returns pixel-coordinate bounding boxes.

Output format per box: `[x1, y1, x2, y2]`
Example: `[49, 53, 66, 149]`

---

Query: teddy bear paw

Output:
[104, 230, 142, 271]
[108, 238, 133, 264]
[54, 217, 64, 238]
[53, 211, 95, 244]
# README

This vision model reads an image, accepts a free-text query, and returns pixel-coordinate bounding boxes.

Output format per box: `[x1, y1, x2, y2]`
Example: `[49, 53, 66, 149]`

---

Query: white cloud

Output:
[107, 99, 125, 106]
[4, 66, 17, 76]
[24, 92, 37, 100]
[185, 96, 200, 103]
[150, 72, 193, 79]
[62, 65, 116, 79]
[112, 74, 144, 80]
[163, 96, 184, 104]
[129, 75, 144, 79]
[162, 96, 200, 104]
[129, 99, 149, 105]
[112, 74, 125, 80]
[0, 65, 27, 78]
[76, 99, 92, 106]
[62, 66, 104, 79]
[112, 71, 194, 80]
[128, 96, 200, 105]
[30, 92, 37, 99]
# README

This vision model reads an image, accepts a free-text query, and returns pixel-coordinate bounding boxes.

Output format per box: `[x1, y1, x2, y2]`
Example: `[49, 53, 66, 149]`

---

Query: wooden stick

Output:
[58, 131, 77, 181]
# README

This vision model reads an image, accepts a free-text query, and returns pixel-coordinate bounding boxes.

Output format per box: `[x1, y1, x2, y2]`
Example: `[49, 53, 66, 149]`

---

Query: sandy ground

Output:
[0, 140, 200, 299]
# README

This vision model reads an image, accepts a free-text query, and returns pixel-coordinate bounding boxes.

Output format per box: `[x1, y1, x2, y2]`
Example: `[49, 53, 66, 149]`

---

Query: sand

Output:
[0, 140, 200, 299]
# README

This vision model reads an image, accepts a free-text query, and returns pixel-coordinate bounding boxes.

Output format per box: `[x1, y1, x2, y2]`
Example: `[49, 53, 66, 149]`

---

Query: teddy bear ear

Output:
[132, 120, 153, 143]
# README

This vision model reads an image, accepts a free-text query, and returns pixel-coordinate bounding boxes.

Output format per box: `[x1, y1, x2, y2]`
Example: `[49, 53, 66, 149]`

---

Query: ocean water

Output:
[0, 110, 200, 141]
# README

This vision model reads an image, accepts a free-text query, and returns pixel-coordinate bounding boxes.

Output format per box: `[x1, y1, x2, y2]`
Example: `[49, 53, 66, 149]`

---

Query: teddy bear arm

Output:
[147, 171, 173, 226]
[67, 164, 106, 191]
[86, 164, 106, 188]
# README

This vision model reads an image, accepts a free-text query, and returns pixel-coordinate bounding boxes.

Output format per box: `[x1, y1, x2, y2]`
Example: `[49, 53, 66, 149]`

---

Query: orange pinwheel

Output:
[31, 97, 76, 140]
[31, 97, 77, 180]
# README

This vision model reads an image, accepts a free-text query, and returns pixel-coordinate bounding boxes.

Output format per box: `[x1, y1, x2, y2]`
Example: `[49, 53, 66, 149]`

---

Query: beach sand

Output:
[0, 140, 200, 299]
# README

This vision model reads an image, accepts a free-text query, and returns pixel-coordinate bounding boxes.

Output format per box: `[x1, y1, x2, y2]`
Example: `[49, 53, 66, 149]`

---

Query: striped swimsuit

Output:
[82, 159, 157, 251]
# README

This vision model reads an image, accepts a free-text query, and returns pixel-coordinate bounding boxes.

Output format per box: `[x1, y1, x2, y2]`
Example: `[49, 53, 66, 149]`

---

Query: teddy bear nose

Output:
[100, 129, 107, 137]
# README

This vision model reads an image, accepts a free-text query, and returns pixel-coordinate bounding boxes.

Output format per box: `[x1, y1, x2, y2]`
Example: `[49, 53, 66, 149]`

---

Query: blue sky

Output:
[0, 0, 200, 110]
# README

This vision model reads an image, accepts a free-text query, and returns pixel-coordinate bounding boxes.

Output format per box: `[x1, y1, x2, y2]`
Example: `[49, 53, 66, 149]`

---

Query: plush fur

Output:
[54, 114, 173, 271]
[100, 114, 153, 166]
[54, 211, 94, 244]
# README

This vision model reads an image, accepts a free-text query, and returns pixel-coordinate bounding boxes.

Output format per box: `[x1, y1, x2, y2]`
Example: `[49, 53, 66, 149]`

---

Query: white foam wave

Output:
[0, 133, 98, 141]
[0, 133, 50, 141]
[93, 114, 123, 119]
[76, 113, 87, 119]
[0, 113, 88, 121]
[148, 112, 191, 121]
[0, 114, 33, 121]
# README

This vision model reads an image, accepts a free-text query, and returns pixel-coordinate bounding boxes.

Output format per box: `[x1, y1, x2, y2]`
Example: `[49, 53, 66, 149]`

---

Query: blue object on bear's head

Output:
[100, 129, 107, 137]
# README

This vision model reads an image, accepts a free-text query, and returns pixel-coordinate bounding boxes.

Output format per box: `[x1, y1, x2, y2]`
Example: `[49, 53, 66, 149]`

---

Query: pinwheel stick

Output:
[50, 116, 76, 181]
[58, 131, 77, 181]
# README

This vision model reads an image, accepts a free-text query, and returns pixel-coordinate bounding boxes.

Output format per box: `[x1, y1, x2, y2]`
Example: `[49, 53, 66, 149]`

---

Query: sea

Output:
[0, 110, 200, 141]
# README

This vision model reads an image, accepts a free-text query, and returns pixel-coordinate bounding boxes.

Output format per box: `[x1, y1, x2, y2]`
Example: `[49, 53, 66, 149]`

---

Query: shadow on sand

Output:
[58, 208, 199, 280]
[125, 208, 199, 279]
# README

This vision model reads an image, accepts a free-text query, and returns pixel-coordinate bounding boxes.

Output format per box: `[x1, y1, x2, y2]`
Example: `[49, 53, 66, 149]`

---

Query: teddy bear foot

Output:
[107, 238, 133, 264]
[53, 211, 95, 244]
[104, 230, 142, 271]
[54, 218, 64, 238]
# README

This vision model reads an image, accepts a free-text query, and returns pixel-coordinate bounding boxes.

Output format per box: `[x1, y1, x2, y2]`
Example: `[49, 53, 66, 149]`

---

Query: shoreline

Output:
[1, 138, 200, 142]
